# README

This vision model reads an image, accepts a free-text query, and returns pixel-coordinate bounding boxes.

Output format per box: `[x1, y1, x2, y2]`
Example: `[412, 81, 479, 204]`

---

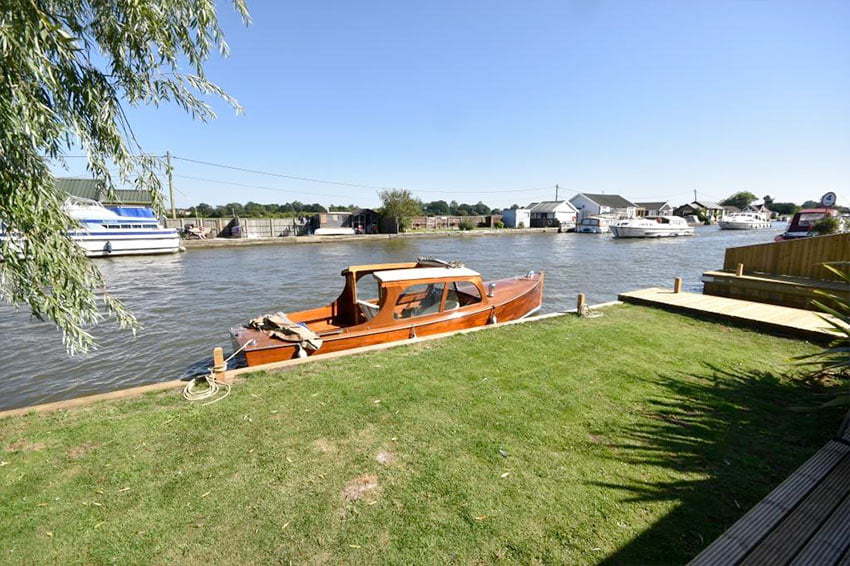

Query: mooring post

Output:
[576, 293, 586, 315]
[736, 263, 744, 277]
[212, 347, 231, 384]
[673, 277, 683, 293]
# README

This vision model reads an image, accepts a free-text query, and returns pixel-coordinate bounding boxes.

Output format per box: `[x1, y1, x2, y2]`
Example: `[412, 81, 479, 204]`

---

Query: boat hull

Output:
[233, 273, 544, 367]
[719, 221, 771, 230]
[611, 226, 694, 238]
[69, 231, 181, 256]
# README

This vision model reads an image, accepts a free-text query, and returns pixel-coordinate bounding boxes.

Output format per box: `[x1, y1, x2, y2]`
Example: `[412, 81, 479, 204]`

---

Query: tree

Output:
[379, 189, 422, 233]
[193, 203, 215, 217]
[720, 191, 758, 210]
[0, 1, 249, 353]
[769, 202, 799, 216]
[423, 200, 450, 216]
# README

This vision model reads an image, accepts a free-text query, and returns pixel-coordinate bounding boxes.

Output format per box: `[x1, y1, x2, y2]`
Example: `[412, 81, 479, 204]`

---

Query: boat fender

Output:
[488, 309, 498, 325]
[104, 241, 112, 254]
[296, 344, 308, 358]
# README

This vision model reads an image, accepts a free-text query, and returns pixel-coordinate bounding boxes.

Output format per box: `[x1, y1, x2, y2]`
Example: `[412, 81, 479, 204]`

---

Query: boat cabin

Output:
[317, 262, 487, 331]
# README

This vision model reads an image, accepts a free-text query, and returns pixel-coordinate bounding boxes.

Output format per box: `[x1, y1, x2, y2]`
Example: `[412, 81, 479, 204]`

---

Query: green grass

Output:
[0, 305, 846, 564]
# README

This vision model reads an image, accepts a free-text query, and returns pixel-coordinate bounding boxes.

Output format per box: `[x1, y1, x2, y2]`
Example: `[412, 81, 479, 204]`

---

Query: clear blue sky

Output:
[61, 1, 850, 209]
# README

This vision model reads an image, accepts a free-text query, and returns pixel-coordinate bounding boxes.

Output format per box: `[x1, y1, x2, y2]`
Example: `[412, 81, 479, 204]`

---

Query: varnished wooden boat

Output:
[231, 259, 544, 367]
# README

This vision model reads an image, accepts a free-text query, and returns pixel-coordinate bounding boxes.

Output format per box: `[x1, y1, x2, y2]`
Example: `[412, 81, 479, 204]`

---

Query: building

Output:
[501, 207, 531, 228]
[350, 208, 381, 233]
[569, 193, 638, 219]
[673, 200, 725, 222]
[528, 201, 578, 228]
[635, 201, 674, 217]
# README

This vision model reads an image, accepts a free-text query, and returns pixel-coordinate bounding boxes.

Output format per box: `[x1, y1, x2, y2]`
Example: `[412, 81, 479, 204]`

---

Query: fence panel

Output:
[723, 232, 850, 280]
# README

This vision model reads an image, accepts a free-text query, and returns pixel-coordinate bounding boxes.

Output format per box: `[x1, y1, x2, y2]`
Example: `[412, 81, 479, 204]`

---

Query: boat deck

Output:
[618, 287, 847, 341]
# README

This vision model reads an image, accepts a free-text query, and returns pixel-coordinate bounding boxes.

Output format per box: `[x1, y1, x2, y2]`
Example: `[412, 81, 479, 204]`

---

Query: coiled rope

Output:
[183, 340, 255, 405]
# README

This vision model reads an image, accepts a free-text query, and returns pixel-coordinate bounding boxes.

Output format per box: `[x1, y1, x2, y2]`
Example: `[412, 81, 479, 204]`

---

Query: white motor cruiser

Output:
[577, 216, 611, 233]
[611, 216, 695, 238]
[719, 212, 771, 230]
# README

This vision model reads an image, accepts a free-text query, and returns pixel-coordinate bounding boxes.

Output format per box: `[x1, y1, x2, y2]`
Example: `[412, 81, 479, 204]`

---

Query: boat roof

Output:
[372, 266, 480, 283]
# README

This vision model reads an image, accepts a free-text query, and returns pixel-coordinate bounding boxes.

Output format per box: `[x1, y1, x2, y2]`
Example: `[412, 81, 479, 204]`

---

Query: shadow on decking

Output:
[596, 364, 847, 565]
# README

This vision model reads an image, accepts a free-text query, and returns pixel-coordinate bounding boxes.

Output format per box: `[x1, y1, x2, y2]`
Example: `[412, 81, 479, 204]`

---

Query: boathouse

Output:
[569, 193, 637, 219]
[527, 201, 578, 228]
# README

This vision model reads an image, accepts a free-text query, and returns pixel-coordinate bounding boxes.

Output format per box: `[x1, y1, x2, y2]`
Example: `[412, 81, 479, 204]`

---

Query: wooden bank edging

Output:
[182, 227, 561, 250]
[0, 301, 622, 419]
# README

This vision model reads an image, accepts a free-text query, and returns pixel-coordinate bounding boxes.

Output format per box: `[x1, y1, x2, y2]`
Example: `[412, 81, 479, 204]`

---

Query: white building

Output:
[501, 207, 531, 228]
[528, 201, 578, 228]
[570, 193, 638, 219]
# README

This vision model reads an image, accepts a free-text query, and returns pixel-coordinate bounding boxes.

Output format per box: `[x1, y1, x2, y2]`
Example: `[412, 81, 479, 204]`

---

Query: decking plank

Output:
[619, 288, 843, 339]
[790, 492, 850, 565]
[740, 454, 850, 565]
[689, 441, 850, 565]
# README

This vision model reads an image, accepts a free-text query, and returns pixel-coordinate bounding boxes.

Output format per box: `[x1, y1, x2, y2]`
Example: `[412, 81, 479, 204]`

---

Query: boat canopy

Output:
[372, 266, 480, 283]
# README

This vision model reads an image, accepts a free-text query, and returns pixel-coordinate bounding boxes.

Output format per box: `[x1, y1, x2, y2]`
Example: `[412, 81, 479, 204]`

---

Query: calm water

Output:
[0, 225, 785, 410]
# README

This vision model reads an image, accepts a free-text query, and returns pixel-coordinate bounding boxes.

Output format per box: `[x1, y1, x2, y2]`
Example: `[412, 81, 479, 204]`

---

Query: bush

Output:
[812, 216, 840, 236]
[458, 220, 475, 231]
[517, 221, 525, 229]
[494, 221, 505, 229]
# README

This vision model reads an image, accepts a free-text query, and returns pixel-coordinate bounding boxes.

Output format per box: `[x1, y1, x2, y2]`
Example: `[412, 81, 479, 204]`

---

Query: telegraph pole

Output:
[555, 184, 560, 201]
[693, 189, 697, 202]
[166, 151, 176, 219]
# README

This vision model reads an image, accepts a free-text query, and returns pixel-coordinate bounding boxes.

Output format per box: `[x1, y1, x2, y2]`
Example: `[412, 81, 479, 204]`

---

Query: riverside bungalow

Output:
[527, 201, 578, 228]
[674, 200, 725, 222]
[569, 193, 638, 219]
[635, 201, 674, 217]
[501, 207, 531, 228]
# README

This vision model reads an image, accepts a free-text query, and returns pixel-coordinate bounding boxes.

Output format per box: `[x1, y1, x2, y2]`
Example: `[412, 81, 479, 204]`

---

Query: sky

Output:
[59, 1, 850, 210]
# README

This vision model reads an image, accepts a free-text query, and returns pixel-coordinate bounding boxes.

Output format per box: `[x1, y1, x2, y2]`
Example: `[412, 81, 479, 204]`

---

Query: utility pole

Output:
[555, 184, 560, 201]
[693, 189, 697, 203]
[166, 151, 176, 219]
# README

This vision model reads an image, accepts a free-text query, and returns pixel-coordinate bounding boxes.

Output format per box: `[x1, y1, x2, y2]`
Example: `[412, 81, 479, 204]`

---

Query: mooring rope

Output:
[183, 340, 255, 405]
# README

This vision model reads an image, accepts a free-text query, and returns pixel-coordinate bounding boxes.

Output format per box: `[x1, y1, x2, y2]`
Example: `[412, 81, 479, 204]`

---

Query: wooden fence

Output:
[723, 232, 850, 281]
[164, 217, 308, 238]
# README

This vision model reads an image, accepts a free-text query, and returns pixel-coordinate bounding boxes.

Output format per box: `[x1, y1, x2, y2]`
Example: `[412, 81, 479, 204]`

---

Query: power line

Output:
[173, 174, 356, 200]
[171, 155, 552, 195]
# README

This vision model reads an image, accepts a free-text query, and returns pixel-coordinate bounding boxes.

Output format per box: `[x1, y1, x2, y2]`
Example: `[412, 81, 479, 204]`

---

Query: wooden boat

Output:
[231, 259, 544, 367]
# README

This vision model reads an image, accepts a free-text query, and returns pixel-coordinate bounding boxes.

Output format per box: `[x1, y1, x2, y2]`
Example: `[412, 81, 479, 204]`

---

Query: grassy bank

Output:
[1, 306, 845, 564]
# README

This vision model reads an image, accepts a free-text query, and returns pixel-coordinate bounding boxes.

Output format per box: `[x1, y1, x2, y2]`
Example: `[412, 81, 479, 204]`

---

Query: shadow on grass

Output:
[598, 363, 846, 565]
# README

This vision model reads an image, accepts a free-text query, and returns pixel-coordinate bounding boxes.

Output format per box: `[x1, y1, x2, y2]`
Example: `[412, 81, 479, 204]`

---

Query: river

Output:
[0, 224, 786, 410]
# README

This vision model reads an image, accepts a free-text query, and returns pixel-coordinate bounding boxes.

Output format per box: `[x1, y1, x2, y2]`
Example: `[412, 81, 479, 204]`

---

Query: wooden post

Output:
[269, 217, 274, 238]
[736, 263, 744, 277]
[212, 347, 231, 383]
[673, 277, 683, 293]
[576, 293, 586, 314]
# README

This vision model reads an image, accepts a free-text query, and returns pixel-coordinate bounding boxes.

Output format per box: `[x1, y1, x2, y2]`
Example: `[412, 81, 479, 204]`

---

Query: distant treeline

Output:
[185, 199, 501, 218]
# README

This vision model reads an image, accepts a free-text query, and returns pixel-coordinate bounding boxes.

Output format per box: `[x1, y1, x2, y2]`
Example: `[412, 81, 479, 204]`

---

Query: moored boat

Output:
[611, 216, 694, 238]
[231, 258, 544, 366]
[577, 216, 611, 233]
[1, 197, 181, 257]
[719, 212, 771, 230]
[775, 208, 847, 241]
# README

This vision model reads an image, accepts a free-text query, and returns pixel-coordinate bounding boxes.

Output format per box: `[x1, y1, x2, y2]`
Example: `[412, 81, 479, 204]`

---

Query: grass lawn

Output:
[1, 305, 846, 564]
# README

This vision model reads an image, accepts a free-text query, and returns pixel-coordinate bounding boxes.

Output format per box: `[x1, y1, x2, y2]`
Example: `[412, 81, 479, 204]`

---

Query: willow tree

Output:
[0, 1, 249, 353]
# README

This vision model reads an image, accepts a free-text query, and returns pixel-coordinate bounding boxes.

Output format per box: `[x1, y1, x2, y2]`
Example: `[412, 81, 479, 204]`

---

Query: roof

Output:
[56, 177, 153, 205]
[575, 193, 637, 209]
[528, 200, 578, 213]
[635, 201, 670, 210]
[693, 200, 723, 210]
[372, 267, 480, 283]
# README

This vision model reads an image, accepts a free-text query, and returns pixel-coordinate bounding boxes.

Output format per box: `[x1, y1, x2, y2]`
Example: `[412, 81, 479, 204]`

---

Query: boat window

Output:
[394, 282, 445, 319]
[446, 280, 482, 310]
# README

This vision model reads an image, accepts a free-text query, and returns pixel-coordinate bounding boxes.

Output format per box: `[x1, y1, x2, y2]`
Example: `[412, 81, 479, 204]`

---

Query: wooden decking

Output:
[690, 416, 850, 565]
[618, 287, 846, 341]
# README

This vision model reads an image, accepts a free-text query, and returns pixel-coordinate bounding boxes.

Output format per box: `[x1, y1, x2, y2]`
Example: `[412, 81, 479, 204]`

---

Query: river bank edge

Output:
[182, 226, 562, 249]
